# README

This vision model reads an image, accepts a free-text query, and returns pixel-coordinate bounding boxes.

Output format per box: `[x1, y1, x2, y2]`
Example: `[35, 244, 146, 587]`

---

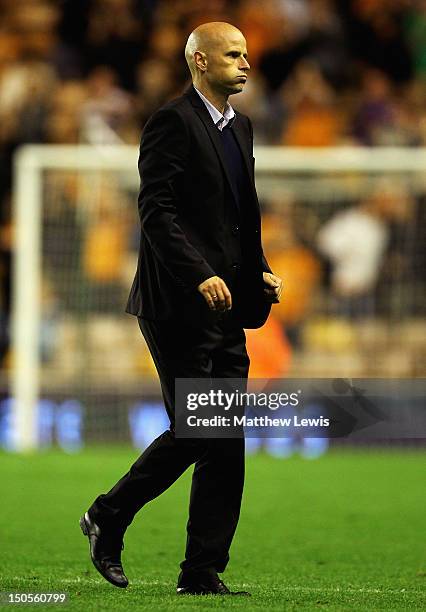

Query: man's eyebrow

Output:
[226, 49, 248, 57]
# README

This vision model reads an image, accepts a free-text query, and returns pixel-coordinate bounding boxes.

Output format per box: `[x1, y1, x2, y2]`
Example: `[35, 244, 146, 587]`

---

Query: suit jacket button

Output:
[232, 225, 239, 235]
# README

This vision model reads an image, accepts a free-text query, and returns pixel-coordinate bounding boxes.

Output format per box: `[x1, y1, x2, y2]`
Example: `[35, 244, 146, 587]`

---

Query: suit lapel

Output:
[190, 98, 236, 190]
[185, 86, 257, 219]
[185, 86, 251, 200]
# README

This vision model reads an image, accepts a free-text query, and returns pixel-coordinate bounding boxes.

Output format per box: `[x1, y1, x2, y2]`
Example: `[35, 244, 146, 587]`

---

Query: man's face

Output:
[204, 31, 250, 96]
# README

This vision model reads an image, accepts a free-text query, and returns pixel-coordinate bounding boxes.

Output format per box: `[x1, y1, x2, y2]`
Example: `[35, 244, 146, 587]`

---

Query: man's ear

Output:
[194, 51, 207, 72]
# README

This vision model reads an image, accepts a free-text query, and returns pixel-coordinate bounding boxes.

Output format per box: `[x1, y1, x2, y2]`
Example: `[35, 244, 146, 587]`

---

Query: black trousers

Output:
[88, 311, 250, 574]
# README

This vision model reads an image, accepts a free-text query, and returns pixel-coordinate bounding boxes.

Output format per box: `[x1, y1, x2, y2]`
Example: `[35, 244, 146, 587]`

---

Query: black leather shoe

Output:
[79, 511, 128, 588]
[176, 571, 251, 596]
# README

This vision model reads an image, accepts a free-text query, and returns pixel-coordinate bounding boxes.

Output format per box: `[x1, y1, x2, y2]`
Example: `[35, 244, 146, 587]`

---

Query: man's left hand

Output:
[263, 272, 283, 303]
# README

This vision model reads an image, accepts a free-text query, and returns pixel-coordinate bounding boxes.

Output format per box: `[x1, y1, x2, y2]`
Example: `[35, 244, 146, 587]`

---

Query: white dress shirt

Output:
[194, 86, 235, 131]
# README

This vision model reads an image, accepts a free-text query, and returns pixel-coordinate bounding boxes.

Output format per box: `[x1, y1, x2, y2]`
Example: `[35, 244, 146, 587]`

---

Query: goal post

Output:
[12, 148, 42, 451]
[12, 145, 138, 451]
[11, 145, 426, 451]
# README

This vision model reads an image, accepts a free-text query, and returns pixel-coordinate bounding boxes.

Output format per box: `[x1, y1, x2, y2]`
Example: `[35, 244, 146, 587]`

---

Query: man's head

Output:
[185, 22, 250, 97]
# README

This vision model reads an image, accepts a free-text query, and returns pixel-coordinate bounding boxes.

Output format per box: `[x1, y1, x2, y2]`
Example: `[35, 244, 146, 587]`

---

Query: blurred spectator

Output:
[46, 81, 87, 143]
[82, 179, 132, 312]
[259, 0, 348, 91]
[0, 10, 59, 149]
[231, 69, 272, 142]
[405, 78, 426, 145]
[258, 12, 311, 92]
[305, 0, 348, 88]
[134, 58, 178, 125]
[338, 0, 413, 83]
[173, 0, 235, 33]
[279, 60, 344, 146]
[5, 0, 81, 78]
[351, 68, 420, 146]
[82, 66, 133, 144]
[262, 205, 322, 347]
[82, 0, 145, 90]
[0, 62, 57, 146]
[245, 315, 293, 377]
[236, 0, 286, 67]
[316, 179, 415, 318]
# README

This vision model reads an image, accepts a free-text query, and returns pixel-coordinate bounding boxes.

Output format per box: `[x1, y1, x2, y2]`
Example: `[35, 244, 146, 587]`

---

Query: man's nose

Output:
[239, 57, 250, 71]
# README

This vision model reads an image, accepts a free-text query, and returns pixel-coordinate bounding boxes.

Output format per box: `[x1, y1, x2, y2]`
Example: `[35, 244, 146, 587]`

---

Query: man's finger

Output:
[220, 282, 232, 310]
[213, 286, 226, 311]
[204, 291, 216, 309]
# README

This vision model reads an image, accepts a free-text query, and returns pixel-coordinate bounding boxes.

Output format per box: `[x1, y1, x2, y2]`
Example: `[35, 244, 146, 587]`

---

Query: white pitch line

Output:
[58, 578, 420, 595]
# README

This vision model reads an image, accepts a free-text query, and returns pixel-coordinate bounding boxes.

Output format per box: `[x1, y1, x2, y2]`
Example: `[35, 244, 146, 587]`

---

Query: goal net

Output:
[10, 146, 426, 449]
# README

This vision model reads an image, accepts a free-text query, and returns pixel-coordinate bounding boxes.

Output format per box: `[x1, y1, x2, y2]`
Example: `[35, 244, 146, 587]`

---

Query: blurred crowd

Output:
[0, 0, 425, 371]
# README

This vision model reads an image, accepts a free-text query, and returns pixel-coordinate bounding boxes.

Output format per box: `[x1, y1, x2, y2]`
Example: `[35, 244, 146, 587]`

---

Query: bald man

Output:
[80, 22, 283, 596]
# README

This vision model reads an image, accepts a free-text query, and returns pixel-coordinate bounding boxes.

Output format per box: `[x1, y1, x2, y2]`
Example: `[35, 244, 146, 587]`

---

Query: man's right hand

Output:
[197, 276, 232, 312]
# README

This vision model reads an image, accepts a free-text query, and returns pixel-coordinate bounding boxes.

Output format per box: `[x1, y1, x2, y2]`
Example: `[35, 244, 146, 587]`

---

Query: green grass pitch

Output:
[0, 447, 425, 611]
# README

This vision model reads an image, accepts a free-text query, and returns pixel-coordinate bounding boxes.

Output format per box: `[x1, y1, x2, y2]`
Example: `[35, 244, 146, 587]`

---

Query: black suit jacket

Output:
[126, 85, 272, 329]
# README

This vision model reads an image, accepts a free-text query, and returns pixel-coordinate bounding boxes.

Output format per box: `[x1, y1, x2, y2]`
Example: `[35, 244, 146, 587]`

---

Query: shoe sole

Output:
[79, 514, 128, 589]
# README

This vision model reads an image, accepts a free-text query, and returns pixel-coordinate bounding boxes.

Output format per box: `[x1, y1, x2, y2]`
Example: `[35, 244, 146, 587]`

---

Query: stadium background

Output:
[0, 0, 425, 449]
[0, 1, 425, 610]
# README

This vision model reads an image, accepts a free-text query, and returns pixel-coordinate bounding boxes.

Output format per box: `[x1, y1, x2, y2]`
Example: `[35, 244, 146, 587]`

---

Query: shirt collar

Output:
[194, 86, 235, 131]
